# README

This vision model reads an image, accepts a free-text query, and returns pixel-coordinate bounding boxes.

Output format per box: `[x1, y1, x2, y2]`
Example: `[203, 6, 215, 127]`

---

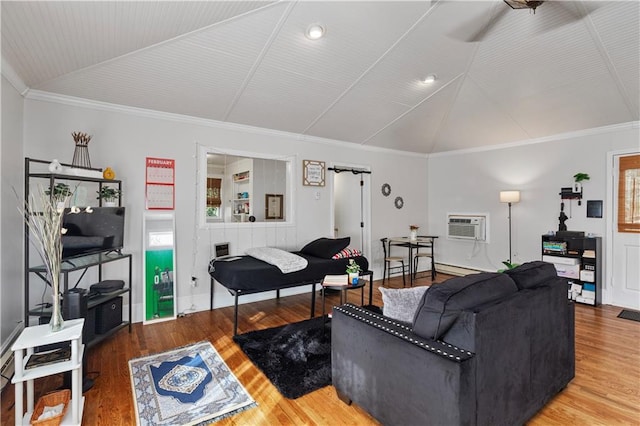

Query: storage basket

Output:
[30, 389, 70, 426]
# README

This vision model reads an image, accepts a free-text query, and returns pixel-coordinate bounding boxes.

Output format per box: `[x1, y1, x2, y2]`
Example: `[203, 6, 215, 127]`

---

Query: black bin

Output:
[95, 297, 123, 334]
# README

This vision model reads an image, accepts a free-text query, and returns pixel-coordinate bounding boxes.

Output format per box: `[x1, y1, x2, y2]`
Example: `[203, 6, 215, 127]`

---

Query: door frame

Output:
[604, 148, 639, 305]
[328, 161, 372, 264]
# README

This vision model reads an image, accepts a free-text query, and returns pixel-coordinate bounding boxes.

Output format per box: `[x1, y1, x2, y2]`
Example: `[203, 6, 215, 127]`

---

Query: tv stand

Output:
[28, 252, 132, 345]
[24, 157, 131, 348]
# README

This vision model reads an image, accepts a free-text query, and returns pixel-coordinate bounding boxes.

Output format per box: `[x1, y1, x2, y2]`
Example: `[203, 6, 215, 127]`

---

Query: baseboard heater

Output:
[436, 263, 487, 277]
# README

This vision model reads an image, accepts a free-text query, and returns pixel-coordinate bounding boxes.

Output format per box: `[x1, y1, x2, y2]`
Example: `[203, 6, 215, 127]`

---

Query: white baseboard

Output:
[436, 263, 486, 277]
[1, 324, 23, 390]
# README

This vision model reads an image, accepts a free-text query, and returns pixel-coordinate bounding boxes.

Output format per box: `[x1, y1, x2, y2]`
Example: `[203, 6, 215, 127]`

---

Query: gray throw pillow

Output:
[379, 286, 429, 324]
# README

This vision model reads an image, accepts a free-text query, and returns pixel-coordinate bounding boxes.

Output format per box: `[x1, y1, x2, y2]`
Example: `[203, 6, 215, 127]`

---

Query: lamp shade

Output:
[500, 190, 521, 203]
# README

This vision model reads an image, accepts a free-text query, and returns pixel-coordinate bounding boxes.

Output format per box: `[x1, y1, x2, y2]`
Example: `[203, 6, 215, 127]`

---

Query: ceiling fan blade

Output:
[530, 1, 600, 36]
[452, 4, 510, 43]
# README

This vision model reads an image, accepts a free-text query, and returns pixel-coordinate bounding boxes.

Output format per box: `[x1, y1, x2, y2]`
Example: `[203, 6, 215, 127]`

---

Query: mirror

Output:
[205, 153, 291, 223]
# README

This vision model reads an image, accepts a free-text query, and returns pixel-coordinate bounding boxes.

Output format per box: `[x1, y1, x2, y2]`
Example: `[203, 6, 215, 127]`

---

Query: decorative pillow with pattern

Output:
[332, 247, 363, 259]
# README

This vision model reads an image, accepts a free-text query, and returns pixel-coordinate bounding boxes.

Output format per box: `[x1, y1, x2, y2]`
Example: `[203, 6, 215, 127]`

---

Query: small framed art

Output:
[302, 160, 325, 186]
[265, 194, 284, 219]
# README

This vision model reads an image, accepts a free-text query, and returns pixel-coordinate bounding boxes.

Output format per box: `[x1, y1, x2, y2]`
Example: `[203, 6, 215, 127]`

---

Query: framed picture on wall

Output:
[265, 194, 284, 219]
[302, 160, 325, 186]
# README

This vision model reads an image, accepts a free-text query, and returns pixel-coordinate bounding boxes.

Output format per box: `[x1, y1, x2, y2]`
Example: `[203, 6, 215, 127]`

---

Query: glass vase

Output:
[49, 279, 64, 332]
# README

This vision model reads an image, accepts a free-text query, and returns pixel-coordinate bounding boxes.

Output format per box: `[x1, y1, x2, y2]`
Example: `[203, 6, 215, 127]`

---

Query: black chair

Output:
[413, 236, 436, 281]
[381, 238, 406, 287]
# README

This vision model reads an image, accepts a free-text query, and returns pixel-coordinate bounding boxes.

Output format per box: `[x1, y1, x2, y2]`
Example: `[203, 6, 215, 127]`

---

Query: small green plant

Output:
[501, 261, 518, 270]
[573, 173, 590, 183]
[44, 183, 73, 201]
[96, 185, 121, 201]
[346, 259, 362, 274]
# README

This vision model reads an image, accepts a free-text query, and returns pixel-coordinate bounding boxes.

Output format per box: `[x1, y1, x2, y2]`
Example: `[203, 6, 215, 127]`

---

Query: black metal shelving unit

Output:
[24, 158, 131, 344]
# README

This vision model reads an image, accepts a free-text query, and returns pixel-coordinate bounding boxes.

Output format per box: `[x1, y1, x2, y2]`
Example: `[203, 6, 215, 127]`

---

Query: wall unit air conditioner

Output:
[447, 215, 486, 241]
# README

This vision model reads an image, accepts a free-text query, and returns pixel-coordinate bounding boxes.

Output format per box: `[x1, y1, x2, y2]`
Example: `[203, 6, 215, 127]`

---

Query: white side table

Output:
[11, 319, 85, 425]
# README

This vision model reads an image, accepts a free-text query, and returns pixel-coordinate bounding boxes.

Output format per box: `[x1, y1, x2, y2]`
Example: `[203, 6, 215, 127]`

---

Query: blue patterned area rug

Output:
[129, 341, 256, 425]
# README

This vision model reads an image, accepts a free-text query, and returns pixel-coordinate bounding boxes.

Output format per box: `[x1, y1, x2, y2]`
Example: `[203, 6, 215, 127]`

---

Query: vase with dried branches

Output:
[71, 131, 92, 169]
[20, 188, 93, 331]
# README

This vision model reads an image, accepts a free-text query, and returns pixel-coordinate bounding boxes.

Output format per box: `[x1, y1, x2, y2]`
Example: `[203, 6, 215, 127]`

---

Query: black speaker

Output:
[62, 288, 94, 392]
[63, 288, 88, 320]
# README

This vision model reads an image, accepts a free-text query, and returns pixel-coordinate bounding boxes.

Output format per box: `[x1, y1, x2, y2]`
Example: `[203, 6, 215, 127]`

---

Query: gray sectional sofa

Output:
[331, 261, 575, 425]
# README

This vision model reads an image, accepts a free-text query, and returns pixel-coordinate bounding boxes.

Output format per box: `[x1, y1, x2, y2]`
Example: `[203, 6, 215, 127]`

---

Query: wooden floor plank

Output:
[2, 274, 639, 425]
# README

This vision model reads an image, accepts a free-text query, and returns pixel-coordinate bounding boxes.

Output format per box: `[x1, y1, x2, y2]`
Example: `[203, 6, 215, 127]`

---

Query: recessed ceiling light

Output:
[421, 74, 437, 84]
[306, 24, 325, 40]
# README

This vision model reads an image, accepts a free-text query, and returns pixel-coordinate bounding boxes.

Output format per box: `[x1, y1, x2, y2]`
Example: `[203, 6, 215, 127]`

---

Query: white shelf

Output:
[12, 319, 85, 425]
[18, 346, 84, 382]
[12, 319, 84, 351]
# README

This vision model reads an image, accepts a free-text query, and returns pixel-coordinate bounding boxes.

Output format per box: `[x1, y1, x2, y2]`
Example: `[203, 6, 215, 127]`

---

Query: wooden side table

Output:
[11, 319, 85, 425]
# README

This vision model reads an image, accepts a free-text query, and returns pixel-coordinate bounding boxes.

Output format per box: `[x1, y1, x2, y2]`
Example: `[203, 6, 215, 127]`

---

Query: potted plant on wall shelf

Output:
[97, 186, 121, 207]
[45, 183, 73, 208]
[572, 172, 590, 193]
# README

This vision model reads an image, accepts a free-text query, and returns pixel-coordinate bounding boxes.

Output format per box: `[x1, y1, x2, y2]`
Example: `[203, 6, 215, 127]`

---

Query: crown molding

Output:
[25, 90, 426, 159]
[427, 121, 640, 159]
[1, 57, 29, 95]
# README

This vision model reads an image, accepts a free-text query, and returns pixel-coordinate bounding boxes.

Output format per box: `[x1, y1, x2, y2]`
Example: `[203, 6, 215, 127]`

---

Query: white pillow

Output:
[379, 286, 429, 324]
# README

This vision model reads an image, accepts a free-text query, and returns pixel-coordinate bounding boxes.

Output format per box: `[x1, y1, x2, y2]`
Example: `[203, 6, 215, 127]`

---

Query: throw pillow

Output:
[379, 286, 429, 324]
[300, 237, 350, 259]
[505, 261, 558, 290]
[332, 247, 362, 259]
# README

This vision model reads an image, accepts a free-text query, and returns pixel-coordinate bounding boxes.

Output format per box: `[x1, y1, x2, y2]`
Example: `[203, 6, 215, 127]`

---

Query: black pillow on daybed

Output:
[300, 237, 351, 259]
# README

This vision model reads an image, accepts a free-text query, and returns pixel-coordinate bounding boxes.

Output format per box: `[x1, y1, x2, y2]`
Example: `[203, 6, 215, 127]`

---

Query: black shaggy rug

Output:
[233, 316, 331, 399]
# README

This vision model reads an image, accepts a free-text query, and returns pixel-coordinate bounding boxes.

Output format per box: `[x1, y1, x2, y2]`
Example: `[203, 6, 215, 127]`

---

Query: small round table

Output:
[321, 280, 367, 317]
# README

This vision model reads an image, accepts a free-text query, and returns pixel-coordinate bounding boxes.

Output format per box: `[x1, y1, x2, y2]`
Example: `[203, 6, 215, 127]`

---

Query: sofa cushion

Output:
[412, 273, 518, 340]
[379, 286, 429, 324]
[300, 237, 350, 259]
[505, 261, 558, 290]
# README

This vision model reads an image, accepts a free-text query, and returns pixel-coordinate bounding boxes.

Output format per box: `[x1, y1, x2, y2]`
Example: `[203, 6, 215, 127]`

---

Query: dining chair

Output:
[381, 238, 406, 287]
[413, 236, 436, 281]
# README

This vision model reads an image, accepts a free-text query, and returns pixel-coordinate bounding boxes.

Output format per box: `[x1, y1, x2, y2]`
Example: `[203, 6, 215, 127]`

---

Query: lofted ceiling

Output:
[2, 1, 638, 154]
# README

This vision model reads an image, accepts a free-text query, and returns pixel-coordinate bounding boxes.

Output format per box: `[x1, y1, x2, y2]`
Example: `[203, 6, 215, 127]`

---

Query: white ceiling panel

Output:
[587, 1, 640, 117]
[228, 64, 347, 134]
[257, 2, 432, 89]
[432, 76, 531, 152]
[508, 73, 636, 138]
[38, 3, 288, 120]
[365, 79, 464, 153]
[306, 90, 411, 144]
[2, 1, 638, 154]
[1, 1, 273, 87]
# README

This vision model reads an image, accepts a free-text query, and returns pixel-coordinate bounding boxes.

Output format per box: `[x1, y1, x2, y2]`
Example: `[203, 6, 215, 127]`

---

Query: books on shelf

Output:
[323, 274, 348, 286]
[25, 347, 71, 369]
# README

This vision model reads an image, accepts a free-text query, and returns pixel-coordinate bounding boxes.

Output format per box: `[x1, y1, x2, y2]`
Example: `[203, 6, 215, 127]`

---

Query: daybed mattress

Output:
[209, 253, 369, 293]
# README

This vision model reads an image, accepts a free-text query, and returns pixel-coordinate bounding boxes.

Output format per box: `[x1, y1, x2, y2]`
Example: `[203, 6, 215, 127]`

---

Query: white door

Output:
[609, 152, 640, 310]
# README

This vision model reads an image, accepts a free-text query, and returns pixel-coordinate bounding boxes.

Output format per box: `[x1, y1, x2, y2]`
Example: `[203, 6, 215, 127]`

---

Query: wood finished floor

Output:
[2, 273, 639, 425]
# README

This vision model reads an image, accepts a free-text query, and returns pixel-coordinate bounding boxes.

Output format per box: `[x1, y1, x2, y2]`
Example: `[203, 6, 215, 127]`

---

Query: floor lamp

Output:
[500, 190, 521, 264]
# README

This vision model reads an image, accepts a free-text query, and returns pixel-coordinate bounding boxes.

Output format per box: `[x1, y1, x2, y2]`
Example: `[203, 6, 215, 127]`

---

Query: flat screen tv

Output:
[61, 207, 125, 259]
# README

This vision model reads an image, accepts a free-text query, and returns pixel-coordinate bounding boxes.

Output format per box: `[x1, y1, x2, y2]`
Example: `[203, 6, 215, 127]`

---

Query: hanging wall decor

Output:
[302, 160, 325, 186]
[145, 157, 175, 210]
[381, 183, 391, 196]
[394, 196, 404, 209]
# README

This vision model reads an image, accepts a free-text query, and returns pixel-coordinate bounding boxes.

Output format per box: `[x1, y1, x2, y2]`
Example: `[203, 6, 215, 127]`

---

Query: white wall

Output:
[22, 95, 428, 322]
[427, 124, 640, 278]
[1, 75, 25, 351]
